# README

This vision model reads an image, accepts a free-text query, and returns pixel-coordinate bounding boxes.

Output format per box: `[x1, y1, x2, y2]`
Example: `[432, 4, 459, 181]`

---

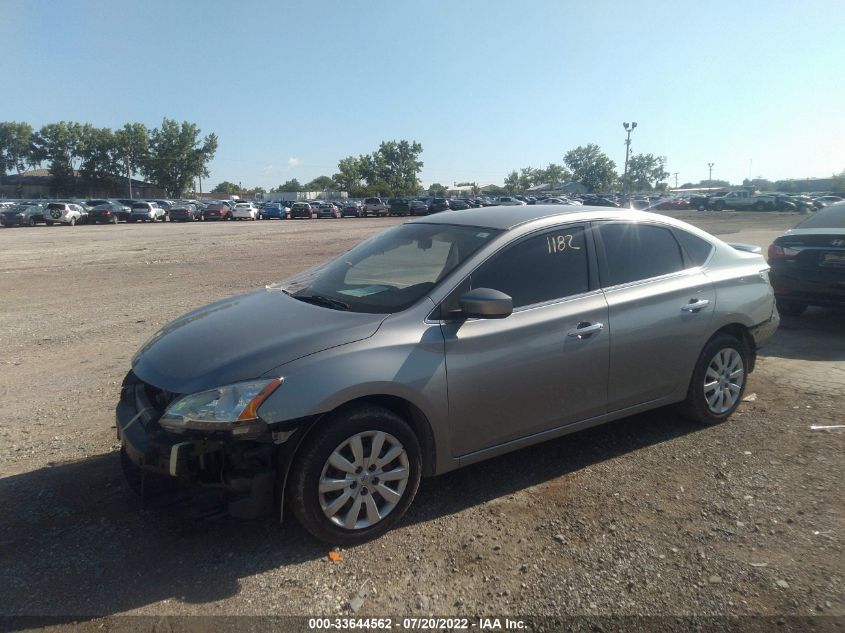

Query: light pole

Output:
[622, 121, 637, 194]
[707, 162, 714, 185]
[673, 172, 679, 189]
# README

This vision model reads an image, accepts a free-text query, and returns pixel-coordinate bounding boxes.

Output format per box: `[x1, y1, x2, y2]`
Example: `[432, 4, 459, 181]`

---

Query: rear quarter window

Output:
[674, 229, 715, 267]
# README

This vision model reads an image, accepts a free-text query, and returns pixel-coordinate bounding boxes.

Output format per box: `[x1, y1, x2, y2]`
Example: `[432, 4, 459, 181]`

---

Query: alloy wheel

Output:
[703, 348, 744, 414]
[318, 430, 410, 530]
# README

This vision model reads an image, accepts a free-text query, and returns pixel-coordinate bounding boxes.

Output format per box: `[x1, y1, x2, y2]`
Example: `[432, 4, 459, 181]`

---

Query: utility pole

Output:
[673, 172, 679, 189]
[707, 162, 714, 184]
[622, 122, 637, 194]
[125, 152, 132, 199]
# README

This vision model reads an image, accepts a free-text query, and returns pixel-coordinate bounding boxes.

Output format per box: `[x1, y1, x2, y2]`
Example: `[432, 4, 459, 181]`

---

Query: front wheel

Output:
[680, 333, 748, 424]
[28, 217, 37, 227]
[288, 405, 422, 545]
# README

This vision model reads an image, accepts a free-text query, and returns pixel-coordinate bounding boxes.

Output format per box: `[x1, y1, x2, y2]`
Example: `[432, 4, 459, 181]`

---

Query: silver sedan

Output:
[121, 206, 779, 544]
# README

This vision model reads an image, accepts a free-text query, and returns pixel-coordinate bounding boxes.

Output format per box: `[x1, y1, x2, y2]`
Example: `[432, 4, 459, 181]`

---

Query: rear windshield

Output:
[46, 203, 66, 210]
[132, 203, 150, 209]
[796, 205, 845, 229]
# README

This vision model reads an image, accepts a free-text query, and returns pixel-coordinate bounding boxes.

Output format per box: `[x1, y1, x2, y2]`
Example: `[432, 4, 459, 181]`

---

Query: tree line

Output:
[499, 144, 670, 194]
[0, 119, 217, 197]
[262, 140, 423, 198]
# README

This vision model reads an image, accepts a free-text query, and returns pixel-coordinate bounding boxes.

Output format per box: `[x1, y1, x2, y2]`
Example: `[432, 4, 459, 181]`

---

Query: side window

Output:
[470, 226, 590, 309]
[674, 229, 714, 267]
[598, 223, 684, 286]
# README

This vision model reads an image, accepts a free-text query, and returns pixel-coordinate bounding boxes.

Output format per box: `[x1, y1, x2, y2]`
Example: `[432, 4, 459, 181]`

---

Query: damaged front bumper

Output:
[116, 378, 301, 519]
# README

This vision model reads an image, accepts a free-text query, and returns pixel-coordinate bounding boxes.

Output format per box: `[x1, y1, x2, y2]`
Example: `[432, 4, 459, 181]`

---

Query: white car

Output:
[232, 202, 259, 220]
[44, 202, 87, 226]
[496, 196, 528, 206]
[130, 202, 167, 222]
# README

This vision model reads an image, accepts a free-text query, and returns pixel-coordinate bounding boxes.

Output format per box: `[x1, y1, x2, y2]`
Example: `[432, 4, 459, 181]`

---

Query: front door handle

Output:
[681, 298, 710, 312]
[567, 322, 604, 338]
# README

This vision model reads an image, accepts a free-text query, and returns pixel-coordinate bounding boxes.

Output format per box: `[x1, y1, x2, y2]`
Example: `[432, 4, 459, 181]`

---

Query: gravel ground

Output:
[0, 211, 842, 628]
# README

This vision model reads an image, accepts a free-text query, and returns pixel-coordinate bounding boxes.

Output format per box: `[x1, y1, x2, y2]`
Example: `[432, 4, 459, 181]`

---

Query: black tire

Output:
[754, 201, 765, 211]
[697, 204, 707, 211]
[713, 202, 725, 211]
[28, 217, 37, 227]
[288, 405, 422, 545]
[776, 299, 807, 316]
[680, 333, 749, 424]
[45, 221, 53, 226]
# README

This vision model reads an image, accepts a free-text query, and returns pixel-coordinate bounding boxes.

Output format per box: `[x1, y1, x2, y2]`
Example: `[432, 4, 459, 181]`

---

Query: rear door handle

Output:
[567, 322, 604, 338]
[681, 299, 710, 312]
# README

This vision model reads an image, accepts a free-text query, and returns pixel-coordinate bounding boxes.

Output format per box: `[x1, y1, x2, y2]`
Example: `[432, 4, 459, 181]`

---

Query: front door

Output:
[441, 224, 610, 456]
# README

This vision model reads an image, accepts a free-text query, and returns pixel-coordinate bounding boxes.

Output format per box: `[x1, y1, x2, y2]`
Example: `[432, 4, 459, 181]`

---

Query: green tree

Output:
[212, 181, 241, 194]
[140, 118, 217, 197]
[31, 121, 85, 195]
[371, 140, 424, 195]
[538, 163, 570, 186]
[428, 182, 447, 196]
[626, 153, 669, 191]
[333, 156, 363, 193]
[0, 121, 36, 179]
[274, 178, 303, 192]
[563, 144, 618, 192]
[518, 167, 538, 191]
[503, 170, 520, 193]
[78, 125, 121, 193]
[304, 175, 337, 191]
[114, 122, 149, 179]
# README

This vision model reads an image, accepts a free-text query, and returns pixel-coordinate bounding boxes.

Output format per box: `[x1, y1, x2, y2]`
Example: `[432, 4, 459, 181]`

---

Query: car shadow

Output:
[0, 406, 705, 619]
[760, 306, 845, 362]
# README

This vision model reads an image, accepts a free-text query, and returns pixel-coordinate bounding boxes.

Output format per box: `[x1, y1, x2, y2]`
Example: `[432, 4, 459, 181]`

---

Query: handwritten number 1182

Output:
[547, 234, 580, 254]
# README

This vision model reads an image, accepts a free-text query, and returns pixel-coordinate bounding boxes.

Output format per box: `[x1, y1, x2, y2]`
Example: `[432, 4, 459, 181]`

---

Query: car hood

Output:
[132, 289, 387, 394]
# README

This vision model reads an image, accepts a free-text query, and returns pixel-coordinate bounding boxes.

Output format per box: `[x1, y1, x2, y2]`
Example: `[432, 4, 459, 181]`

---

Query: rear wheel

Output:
[713, 201, 725, 211]
[69, 217, 76, 226]
[680, 333, 748, 424]
[776, 299, 807, 316]
[754, 201, 765, 211]
[288, 405, 422, 545]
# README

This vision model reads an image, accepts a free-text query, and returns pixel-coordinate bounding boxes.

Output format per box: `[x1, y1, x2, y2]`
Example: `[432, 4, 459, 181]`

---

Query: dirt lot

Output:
[0, 211, 842, 626]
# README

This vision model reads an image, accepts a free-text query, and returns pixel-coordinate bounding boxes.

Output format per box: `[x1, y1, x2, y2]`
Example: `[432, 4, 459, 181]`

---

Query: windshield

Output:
[275, 223, 501, 314]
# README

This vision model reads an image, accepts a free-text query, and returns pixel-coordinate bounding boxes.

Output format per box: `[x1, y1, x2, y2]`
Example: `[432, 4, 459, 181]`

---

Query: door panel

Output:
[442, 293, 609, 456]
[604, 272, 714, 411]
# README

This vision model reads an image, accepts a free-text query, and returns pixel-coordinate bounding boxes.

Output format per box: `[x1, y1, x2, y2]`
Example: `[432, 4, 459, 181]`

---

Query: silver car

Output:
[118, 206, 779, 543]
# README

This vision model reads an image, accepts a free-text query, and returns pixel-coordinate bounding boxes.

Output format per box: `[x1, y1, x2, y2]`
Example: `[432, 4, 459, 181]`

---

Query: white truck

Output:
[708, 190, 777, 211]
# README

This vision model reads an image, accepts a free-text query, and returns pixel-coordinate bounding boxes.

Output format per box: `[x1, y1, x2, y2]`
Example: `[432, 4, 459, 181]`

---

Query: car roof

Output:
[407, 205, 697, 231]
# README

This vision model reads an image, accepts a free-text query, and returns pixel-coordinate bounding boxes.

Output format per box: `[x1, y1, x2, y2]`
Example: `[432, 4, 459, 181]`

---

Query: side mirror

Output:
[458, 288, 513, 319]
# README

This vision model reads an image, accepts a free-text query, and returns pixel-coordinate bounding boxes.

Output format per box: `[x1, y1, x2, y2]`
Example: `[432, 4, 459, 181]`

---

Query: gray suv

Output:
[118, 206, 779, 543]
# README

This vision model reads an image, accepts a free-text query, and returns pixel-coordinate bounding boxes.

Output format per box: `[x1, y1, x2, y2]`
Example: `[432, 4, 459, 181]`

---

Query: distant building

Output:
[0, 169, 165, 199]
[262, 190, 347, 203]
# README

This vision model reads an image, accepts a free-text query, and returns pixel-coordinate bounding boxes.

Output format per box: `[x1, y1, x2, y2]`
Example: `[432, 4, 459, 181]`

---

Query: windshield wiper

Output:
[291, 294, 350, 311]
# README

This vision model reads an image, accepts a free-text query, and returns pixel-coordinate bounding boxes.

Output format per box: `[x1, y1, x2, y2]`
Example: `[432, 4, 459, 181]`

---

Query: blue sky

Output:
[3, 0, 843, 189]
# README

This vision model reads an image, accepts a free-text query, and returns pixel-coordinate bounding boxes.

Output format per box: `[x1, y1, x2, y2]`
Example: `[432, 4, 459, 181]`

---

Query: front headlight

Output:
[159, 378, 282, 435]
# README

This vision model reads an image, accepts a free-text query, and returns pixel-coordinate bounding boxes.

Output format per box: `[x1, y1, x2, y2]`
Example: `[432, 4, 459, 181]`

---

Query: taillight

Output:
[767, 243, 800, 260]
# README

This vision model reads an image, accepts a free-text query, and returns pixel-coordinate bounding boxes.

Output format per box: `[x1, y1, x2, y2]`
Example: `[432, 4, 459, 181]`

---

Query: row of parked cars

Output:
[0, 198, 283, 227]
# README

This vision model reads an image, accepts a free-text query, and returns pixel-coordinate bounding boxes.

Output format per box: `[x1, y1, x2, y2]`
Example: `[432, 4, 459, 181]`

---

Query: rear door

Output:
[441, 224, 609, 456]
[595, 221, 715, 412]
